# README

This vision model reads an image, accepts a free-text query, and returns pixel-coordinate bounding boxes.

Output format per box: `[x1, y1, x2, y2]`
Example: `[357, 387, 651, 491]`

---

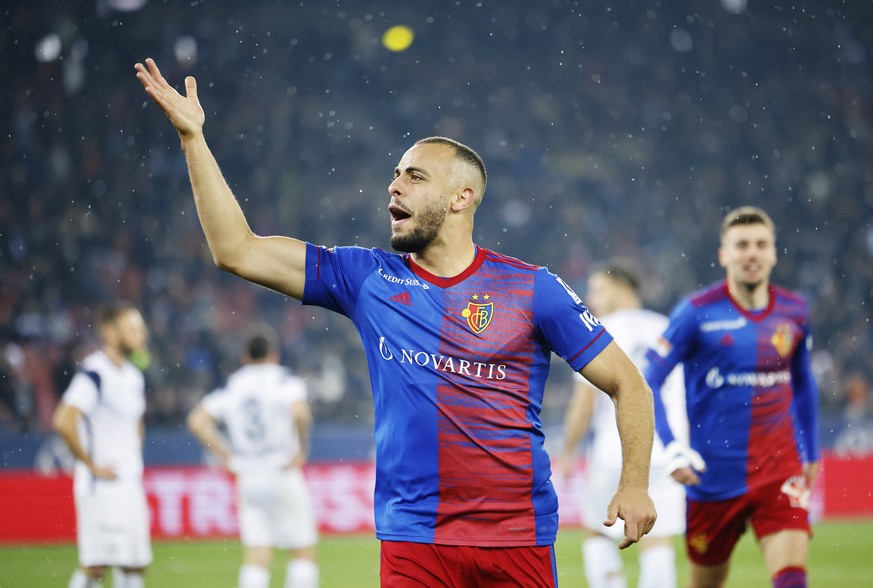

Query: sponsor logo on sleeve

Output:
[555, 276, 582, 305]
[578, 310, 601, 332]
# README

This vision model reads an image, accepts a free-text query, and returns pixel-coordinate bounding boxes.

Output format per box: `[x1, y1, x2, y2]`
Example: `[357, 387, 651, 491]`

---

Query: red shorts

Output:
[380, 540, 557, 587]
[685, 475, 812, 566]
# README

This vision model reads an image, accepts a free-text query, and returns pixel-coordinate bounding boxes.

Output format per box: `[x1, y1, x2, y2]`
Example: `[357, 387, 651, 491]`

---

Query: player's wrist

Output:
[665, 440, 706, 474]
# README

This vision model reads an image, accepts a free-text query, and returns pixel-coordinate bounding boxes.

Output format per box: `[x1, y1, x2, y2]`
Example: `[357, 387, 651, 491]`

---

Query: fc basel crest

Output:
[770, 323, 795, 358]
[689, 533, 708, 555]
[461, 294, 494, 334]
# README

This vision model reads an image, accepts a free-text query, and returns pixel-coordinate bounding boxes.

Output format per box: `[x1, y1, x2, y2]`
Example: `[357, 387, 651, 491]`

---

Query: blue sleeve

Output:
[791, 318, 820, 463]
[644, 298, 697, 446]
[533, 268, 613, 372]
[302, 244, 378, 316]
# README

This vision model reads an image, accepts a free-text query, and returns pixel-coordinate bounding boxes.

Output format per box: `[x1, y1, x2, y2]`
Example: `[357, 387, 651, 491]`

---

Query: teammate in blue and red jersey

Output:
[644, 206, 819, 588]
[136, 57, 658, 587]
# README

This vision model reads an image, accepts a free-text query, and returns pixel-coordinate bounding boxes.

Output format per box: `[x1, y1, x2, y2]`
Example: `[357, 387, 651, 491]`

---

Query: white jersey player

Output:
[559, 261, 687, 588]
[187, 325, 319, 588]
[53, 304, 152, 588]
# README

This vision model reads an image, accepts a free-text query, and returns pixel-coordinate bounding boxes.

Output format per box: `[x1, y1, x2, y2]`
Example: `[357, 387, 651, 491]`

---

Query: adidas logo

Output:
[389, 291, 412, 306]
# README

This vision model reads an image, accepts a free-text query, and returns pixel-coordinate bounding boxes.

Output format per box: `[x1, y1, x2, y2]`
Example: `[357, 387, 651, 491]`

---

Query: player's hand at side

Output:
[286, 452, 307, 469]
[803, 461, 819, 488]
[89, 463, 118, 481]
[553, 451, 576, 481]
[134, 58, 205, 139]
[665, 440, 706, 486]
[603, 486, 657, 550]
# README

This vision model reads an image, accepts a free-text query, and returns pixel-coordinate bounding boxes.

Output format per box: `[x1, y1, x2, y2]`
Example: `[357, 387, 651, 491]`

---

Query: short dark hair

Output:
[592, 258, 642, 295]
[415, 136, 487, 193]
[720, 206, 775, 239]
[98, 302, 137, 328]
[245, 324, 279, 360]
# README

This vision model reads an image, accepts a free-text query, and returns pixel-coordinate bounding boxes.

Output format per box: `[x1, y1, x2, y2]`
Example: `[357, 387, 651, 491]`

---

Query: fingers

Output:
[185, 76, 198, 100]
[617, 519, 644, 550]
[616, 513, 656, 550]
[134, 60, 161, 98]
[671, 467, 701, 486]
[134, 58, 177, 99]
[147, 58, 175, 92]
[605, 490, 658, 550]
[134, 57, 206, 137]
[602, 500, 618, 528]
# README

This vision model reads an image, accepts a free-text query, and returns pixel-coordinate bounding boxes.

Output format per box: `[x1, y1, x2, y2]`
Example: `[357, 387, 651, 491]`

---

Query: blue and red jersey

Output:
[644, 280, 820, 502]
[303, 244, 612, 546]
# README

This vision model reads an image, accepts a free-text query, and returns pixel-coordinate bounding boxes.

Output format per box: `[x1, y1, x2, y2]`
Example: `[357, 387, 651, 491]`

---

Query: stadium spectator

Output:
[52, 303, 152, 588]
[559, 259, 686, 588]
[0, 339, 31, 432]
[644, 207, 820, 588]
[187, 324, 319, 588]
[135, 56, 657, 586]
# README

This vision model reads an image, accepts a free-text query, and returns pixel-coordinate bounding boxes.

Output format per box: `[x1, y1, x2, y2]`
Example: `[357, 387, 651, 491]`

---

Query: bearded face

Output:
[389, 194, 449, 253]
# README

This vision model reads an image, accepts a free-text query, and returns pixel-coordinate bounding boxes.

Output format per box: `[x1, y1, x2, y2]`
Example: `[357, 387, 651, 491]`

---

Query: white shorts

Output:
[74, 477, 152, 568]
[236, 468, 318, 549]
[581, 463, 685, 541]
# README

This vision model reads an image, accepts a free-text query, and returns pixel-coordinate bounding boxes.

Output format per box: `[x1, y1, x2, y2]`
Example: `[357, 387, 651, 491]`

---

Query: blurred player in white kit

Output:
[53, 303, 152, 588]
[187, 324, 319, 588]
[559, 260, 688, 588]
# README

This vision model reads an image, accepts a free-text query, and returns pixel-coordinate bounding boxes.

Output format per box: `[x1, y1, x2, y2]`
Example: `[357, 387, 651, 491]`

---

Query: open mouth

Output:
[389, 204, 412, 223]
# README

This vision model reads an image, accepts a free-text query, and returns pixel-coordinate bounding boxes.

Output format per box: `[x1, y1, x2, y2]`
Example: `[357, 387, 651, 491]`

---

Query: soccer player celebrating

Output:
[644, 206, 820, 588]
[135, 57, 657, 586]
[187, 325, 319, 588]
[559, 259, 687, 588]
[53, 304, 152, 588]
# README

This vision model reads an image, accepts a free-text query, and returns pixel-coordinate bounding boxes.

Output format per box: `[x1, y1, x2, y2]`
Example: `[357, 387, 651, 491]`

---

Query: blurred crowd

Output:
[1, 1, 871, 447]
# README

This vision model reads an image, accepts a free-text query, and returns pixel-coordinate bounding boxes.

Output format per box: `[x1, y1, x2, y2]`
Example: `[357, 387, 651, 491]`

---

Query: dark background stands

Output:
[1, 0, 871, 458]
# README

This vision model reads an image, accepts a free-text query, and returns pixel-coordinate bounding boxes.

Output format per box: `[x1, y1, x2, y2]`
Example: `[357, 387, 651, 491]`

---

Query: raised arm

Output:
[579, 340, 657, 549]
[134, 58, 307, 299]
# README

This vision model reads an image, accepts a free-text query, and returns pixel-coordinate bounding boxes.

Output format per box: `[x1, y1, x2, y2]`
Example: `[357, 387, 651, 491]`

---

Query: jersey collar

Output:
[405, 245, 487, 288]
[723, 280, 775, 321]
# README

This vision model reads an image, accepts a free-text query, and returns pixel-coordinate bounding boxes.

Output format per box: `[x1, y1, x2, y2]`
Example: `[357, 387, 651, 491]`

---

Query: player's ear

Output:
[450, 186, 476, 213]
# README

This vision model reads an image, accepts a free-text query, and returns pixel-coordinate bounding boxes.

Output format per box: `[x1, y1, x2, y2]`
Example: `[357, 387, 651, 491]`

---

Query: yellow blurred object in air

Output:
[382, 25, 414, 52]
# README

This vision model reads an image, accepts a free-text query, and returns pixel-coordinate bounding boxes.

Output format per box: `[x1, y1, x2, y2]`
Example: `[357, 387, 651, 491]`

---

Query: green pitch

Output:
[1, 520, 870, 587]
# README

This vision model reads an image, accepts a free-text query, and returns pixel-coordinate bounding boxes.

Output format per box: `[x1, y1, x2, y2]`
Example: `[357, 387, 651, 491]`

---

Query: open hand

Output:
[135, 58, 205, 138]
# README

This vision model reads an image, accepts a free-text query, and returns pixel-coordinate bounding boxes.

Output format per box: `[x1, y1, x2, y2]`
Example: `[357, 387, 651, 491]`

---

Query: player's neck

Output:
[103, 345, 127, 368]
[410, 240, 477, 278]
[726, 278, 770, 311]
